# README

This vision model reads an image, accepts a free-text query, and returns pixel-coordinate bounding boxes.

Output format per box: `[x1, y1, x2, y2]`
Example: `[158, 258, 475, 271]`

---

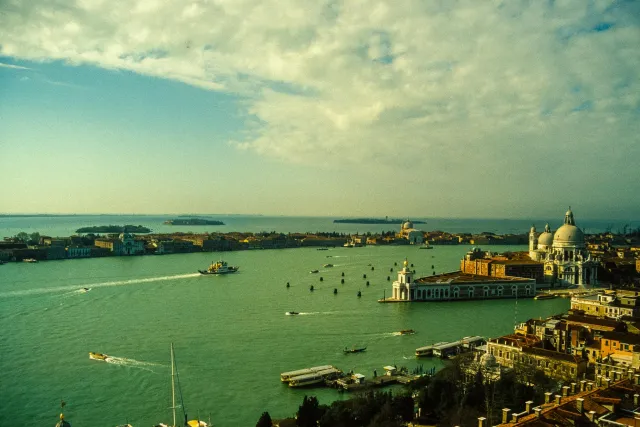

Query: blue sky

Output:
[1, 0, 639, 219]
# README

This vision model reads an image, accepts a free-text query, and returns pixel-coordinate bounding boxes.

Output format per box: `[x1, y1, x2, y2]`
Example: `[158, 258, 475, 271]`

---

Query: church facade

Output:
[398, 220, 423, 245]
[528, 209, 597, 286]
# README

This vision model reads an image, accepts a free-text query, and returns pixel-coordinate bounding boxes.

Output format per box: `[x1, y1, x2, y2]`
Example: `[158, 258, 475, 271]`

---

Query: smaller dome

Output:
[480, 352, 498, 369]
[538, 231, 553, 247]
[402, 220, 414, 230]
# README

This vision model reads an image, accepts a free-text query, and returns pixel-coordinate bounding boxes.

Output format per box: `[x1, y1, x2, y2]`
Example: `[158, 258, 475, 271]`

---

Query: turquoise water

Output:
[0, 244, 570, 426]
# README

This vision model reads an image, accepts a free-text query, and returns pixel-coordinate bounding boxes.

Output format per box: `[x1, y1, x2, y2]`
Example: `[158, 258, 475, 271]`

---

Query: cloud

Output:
[0, 61, 31, 70]
[1, 1, 639, 186]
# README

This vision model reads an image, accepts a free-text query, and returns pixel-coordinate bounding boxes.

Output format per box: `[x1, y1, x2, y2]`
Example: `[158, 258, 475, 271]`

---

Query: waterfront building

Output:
[385, 259, 535, 302]
[528, 209, 598, 286]
[487, 334, 587, 381]
[66, 245, 91, 258]
[571, 291, 640, 319]
[460, 247, 544, 282]
[94, 233, 144, 255]
[397, 220, 423, 245]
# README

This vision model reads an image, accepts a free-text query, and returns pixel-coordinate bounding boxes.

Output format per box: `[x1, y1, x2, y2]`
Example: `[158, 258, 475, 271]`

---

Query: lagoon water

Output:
[0, 238, 572, 426]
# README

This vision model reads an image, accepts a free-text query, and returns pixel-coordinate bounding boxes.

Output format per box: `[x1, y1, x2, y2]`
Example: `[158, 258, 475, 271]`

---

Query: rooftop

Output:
[415, 271, 534, 285]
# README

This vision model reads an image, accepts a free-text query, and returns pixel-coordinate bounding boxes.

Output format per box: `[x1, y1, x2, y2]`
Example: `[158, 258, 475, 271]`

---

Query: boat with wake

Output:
[198, 260, 239, 275]
[89, 352, 109, 361]
[285, 311, 300, 316]
[323, 263, 334, 268]
[343, 347, 367, 354]
[398, 329, 416, 335]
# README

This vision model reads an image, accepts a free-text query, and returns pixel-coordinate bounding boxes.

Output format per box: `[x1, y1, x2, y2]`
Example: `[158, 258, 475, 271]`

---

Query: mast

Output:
[171, 343, 176, 427]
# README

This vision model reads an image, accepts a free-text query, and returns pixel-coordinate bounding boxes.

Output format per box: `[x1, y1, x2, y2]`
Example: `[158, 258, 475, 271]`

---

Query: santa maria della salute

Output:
[528, 208, 598, 286]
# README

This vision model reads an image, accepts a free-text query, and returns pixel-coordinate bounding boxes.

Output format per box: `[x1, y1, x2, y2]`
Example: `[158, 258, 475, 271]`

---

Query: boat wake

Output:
[104, 356, 164, 372]
[0, 273, 201, 298]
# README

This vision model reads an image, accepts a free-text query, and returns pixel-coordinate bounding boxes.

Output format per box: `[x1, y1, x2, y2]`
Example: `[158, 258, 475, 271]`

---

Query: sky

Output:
[0, 0, 639, 220]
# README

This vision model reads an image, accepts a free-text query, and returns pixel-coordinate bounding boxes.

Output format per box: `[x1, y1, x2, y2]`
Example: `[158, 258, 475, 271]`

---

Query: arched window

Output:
[497, 286, 503, 297]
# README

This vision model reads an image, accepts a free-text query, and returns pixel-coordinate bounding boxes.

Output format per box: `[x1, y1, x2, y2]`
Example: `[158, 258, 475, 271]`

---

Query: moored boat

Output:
[287, 367, 342, 387]
[534, 293, 557, 300]
[310, 269, 319, 273]
[89, 352, 109, 361]
[281, 365, 336, 383]
[343, 347, 367, 354]
[198, 260, 239, 275]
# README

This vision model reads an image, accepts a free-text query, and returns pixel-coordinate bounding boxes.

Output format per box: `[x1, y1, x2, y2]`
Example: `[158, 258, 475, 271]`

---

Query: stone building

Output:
[528, 209, 598, 286]
[397, 220, 423, 245]
[384, 260, 536, 302]
[94, 233, 144, 255]
[460, 247, 544, 283]
[571, 292, 640, 319]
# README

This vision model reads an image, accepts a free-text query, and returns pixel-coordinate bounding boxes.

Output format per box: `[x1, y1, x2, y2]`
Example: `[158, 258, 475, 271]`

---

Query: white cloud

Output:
[1, 0, 639, 215]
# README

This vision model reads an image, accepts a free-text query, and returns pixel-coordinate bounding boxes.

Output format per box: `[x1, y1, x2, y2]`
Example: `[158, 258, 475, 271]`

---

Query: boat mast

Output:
[171, 343, 176, 427]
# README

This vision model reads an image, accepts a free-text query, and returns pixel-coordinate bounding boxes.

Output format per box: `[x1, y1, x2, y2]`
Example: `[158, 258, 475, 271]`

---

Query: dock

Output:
[416, 336, 486, 358]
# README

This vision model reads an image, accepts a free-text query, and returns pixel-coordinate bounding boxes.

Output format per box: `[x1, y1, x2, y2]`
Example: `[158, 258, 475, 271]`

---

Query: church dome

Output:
[553, 209, 585, 248]
[538, 224, 554, 247]
[480, 352, 498, 369]
[553, 225, 584, 246]
[402, 220, 414, 230]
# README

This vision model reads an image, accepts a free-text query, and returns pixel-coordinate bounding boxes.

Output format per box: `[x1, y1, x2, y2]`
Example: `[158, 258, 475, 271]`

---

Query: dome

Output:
[553, 224, 585, 247]
[538, 232, 553, 247]
[402, 220, 414, 230]
[480, 352, 498, 369]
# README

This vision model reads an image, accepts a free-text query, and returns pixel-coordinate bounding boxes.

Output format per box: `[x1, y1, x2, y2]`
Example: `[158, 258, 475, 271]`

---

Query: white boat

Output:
[23, 258, 38, 263]
[198, 260, 239, 275]
[280, 365, 335, 383]
[288, 368, 342, 387]
[323, 264, 334, 268]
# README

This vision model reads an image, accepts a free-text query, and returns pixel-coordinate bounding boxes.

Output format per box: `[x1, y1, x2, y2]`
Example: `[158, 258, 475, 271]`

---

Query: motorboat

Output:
[343, 347, 367, 354]
[198, 260, 239, 275]
[81, 287, 91, 293]
[398, 329, 416, 335]
[23, 258, 38, 263]
[89, 352, 109, 361]
[310, 269, 319, 273]
[285, 311, 300, 316]
[534, 293, 557, 300]
[323, 264, 334, 268]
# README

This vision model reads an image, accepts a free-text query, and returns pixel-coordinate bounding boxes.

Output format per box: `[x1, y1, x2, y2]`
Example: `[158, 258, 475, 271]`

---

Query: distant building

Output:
[398, 220, 423, 245]
[571, 292, 640, 319]
[66, 246, 92, 258]
[528, 209, 598, 286]
[94, 233, 144, 255]
[460, 247, 544, 283]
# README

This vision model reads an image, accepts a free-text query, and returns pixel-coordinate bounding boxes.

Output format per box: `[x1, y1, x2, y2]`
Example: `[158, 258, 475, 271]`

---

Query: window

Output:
[605, 340, 609, 346]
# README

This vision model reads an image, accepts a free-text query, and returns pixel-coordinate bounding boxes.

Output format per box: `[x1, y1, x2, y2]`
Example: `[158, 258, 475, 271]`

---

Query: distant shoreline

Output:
[334, 218, 427, 225]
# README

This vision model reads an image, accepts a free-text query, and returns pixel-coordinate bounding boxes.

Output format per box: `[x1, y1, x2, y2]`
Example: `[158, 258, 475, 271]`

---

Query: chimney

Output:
[502, 408, 511, 424]
[605, 378, 612, 388]
[525, 401, 534, 413]
[634, 394, 639, 407]
[555, 395, 562, 405]
[534, 407, 542, 418]
[576, 398, 584, 414]
[635, 374, 640, 385]
[512, 413, 522, 423]
[613, 371, 619, 381]
[587, 410, 596, 422]
[562, 386, 569, 397]
[478, 416, 486, 427]
[596, 375, 602, 386]
[545, 392, 553, 404]
[588, 381, 595, 390]
[580, 380, 587, 392]
[571, 382, 577, 394]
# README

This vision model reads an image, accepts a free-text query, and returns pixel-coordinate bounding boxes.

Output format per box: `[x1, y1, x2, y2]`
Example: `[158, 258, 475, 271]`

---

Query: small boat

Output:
[317, 248, 328, 251]
[286, 311, 299, 316]
[534, 293, 557, 300]
[398, 329, 416, 335]
[198, 260, 239, 275]
[23, 258, 38, 263]
[89, 352, 109, 361]
[323, 264, 334, 268]
[310, 269, 319, 274]
[81, 287, 91, 293]
[343, 347, 367, 354]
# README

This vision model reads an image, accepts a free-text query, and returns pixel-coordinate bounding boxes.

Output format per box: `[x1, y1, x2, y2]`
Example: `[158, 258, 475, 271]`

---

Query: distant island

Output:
[163, 218, 225, 226]
[333, 218, 427, 224]
[75, 225, 151, 233]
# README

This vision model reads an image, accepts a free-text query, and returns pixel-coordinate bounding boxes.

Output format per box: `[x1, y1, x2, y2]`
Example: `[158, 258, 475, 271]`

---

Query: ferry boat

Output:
[198, 260, 239, 275]
[89, 352, 109, 361]
[288, 367, 342, 387]
[280, 365, 335, 383]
